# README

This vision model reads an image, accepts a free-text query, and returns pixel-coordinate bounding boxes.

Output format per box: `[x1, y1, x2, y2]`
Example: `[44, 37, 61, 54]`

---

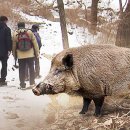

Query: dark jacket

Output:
[31, 28, 42, 49]
[0, 22, 12, 57]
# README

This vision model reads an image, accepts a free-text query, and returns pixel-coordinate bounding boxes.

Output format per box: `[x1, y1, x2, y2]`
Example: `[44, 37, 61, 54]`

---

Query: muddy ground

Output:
[0, 85, 130, 130]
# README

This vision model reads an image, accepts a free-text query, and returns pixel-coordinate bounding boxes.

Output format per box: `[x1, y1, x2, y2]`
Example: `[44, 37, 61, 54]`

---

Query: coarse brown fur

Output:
[51, 44, 130, 98]
[32, 44, 130, 116]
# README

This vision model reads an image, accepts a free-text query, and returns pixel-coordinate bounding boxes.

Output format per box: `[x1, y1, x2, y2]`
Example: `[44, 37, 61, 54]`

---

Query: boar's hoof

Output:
[79, 111, 86, 114]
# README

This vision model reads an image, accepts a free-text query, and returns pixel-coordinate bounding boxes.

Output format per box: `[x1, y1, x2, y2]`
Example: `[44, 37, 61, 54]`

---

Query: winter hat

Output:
[0, 16, 8, 22]
[32, 24, 39, 31]
[17, 22, 25, 29]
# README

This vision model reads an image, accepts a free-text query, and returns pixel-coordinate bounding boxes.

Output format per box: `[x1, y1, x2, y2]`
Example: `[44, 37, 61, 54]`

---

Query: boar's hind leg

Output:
[79, 98, 91, 114]
[93, 97, 105, 116]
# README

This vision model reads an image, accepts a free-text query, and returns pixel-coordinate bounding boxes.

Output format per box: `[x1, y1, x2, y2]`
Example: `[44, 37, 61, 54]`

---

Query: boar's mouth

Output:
[32, 83, 57, 96]
[44, 84, 66, 94]
[44, 84, 57, 94]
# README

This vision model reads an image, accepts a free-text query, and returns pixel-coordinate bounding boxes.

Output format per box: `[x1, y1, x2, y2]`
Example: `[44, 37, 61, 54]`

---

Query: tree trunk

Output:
[115, 0, 130, 47]
[125, 0, 130, 11]
[91, 0, 99, 26]
[89, 0, 99, 34]
[119, 0, 123, 18]
[57, 0, 69, 49]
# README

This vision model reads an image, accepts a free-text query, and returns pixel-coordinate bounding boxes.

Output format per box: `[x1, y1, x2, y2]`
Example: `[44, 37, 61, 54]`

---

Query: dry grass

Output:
[65, 8, 89, 27]
[0, 0, 30, 25]
[0, 2, 14, 18]
[42, 95, 130, 130]
[0, 0, 54, 24]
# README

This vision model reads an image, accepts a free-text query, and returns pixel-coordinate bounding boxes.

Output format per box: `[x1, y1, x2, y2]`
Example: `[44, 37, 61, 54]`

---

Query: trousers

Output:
[0, 56, 8, 81]
[18, 57, 35, 87]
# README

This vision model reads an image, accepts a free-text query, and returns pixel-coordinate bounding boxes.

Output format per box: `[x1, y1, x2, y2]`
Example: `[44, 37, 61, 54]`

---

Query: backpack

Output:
[17, 30, 32, 51]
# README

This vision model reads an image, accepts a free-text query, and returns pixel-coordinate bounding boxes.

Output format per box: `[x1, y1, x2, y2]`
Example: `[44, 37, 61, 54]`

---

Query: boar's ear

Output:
[62, 54, 73, 69]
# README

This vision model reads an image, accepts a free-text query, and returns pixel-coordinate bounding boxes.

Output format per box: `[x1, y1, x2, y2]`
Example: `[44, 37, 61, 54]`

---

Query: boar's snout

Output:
[32, 82, 45, 96]
[32, 87, 41, 96]
[32, 82, 56, 96]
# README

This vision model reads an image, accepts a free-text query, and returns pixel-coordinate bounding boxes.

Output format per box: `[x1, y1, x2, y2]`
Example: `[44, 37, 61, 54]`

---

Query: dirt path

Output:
[0, 86, 51, 130]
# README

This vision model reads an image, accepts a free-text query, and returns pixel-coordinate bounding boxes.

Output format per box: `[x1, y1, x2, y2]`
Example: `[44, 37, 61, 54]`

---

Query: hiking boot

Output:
[20, 86, 26, 90]
[0, 78, 5, 82]
[19, 83, 26, 90]
[0, 78, 7, 86]
[0, 81, 7, 86]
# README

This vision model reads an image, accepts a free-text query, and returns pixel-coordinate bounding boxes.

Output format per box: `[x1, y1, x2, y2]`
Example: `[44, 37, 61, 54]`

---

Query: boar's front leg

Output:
[93, 96, 105, 116]
[79, 97, 91, 114]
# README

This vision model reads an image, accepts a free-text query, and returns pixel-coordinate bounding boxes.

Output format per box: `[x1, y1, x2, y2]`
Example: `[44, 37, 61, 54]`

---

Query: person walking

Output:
[31, 24, 42, 78]
[0, 16, 12, 86]
[12, 22, 39, 89]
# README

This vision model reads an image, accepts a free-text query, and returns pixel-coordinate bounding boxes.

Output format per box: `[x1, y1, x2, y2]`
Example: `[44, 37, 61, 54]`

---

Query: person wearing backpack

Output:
[0, 16, 12, 86]
[31, 24, 42, 78]
[25, 24, 42, 80]
[12, 22, 39, 89]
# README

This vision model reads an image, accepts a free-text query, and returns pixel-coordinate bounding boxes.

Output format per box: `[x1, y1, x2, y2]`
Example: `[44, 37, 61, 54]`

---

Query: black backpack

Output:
[17, 30, 32, 51]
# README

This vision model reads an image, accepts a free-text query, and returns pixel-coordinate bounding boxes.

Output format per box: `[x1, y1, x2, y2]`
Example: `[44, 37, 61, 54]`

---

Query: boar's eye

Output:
[54, 69, 63, 75]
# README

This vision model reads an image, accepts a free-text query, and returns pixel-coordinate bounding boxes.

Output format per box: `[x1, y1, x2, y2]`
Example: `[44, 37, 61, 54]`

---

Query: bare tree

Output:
[119, 0, 128, 18]
[89, 0, 99, 34]
[119, 0, 123, 18]
[115, 0, 130, 47]
[91, 0, 99, 26]
[57, 0, 69, 49]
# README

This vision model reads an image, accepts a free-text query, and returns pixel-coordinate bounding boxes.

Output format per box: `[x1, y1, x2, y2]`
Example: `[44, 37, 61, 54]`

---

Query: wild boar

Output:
[32, 44, 130, 116]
